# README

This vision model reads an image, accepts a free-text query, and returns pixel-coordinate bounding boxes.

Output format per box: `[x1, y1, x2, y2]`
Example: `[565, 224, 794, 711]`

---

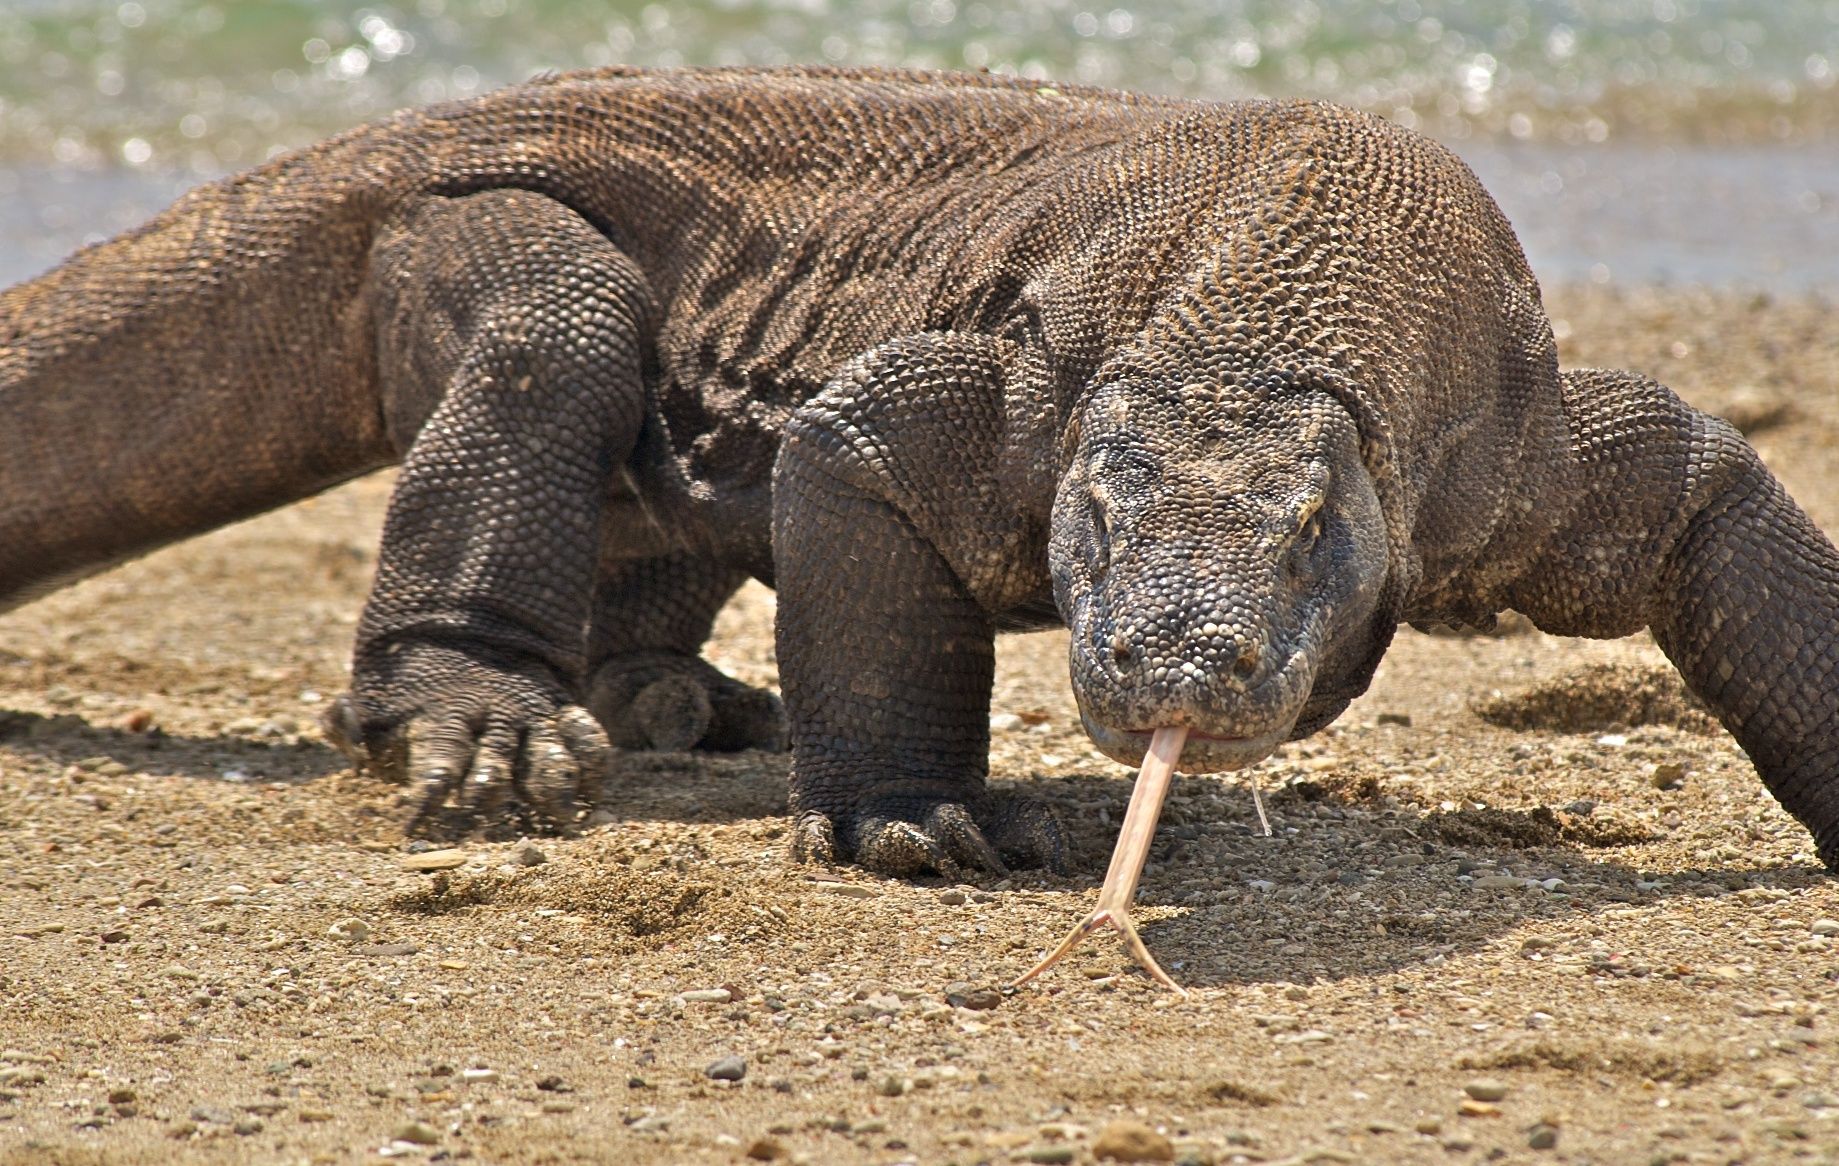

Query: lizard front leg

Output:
[773, 334, 1067, 877]
[1507, 369, 1839, 868]
[323, 189, 652, 838]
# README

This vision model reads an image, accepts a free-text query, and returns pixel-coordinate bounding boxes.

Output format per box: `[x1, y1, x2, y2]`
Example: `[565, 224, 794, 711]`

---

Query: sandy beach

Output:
[3, 283, 1838, 1163]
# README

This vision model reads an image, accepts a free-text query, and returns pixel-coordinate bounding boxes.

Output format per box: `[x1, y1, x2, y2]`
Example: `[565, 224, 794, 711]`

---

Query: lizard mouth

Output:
[1080, 715, 1288, 773]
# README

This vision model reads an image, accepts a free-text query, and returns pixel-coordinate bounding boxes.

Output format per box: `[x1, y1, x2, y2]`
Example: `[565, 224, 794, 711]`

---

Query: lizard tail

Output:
[0, 124, 411, 612]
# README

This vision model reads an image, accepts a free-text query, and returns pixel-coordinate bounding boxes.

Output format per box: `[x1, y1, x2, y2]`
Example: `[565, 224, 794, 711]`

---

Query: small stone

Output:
[166, 1120, 197, 1139]
[1376, 712, 1412, 727]
[1093, 1119, 1175, 1162]
[512, 843, 547, 867]
[680, 988, 734, 1004]
[938, 889, 967, 905]
[107, 1088, 136, 1105]
[1414, 1118, 1443, 1135]
[989, 713, 1024, 731]
[745, 1136, 787, 1160]
[232, 1117, 264, 1135]
[1528, 1123, 1559, 1150]
[460, 1068, 498, 1082]
[821, 882, 878, 899]
[393, 1121, 440, 1145]
[327, 917, 370, 943]
[1563, 799, 1596, 816]
[1811, 919, 1839, 937]
[944, 982, 1002, 1010]
[296, 1108, 334, 1122]
[1464, 1078, 1509, 1102]
[877, 1075, 908, 1097]
[1024, 1145, 1077, 1164]
[706, 1056, 747, 1082]
[402, 849, 468, 872]
[1651, 763, 1686, 790]
[1457, 1100, 1502, 1118]
[1472, 875, 1527, 890]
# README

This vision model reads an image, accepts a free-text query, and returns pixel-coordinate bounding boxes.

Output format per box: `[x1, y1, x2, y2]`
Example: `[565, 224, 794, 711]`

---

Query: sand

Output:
[4, 285, 1838, 1165]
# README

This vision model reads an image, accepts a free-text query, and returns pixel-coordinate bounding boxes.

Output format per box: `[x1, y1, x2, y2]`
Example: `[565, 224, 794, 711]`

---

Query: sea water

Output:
[0, 0, 1835, 289]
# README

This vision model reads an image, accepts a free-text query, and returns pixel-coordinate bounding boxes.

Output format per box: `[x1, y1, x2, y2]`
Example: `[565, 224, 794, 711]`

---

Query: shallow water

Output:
[1, 0, 1836, 289]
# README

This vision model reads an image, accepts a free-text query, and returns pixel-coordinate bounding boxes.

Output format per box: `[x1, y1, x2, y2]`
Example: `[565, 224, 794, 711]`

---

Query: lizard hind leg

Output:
[585, 554, 788, 753]
[1508, 369, 1839, 869]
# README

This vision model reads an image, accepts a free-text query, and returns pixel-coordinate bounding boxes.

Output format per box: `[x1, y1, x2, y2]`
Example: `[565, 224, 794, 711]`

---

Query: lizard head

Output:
[1050, 370, 1392, 773]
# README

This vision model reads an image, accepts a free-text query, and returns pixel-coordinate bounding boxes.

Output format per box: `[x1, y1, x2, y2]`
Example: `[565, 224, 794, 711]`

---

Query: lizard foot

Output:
[586, 651, 787, 753]
[791, 791, 1067, 879]
[324, 644, 612, 839]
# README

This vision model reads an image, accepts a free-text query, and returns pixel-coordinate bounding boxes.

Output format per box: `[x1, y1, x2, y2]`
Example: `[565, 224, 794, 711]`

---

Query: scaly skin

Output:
[2, 67, 1836, 871]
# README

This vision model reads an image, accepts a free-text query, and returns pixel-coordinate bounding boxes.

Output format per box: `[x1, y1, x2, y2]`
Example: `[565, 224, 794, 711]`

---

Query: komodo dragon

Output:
[4, 67, 1838, 887]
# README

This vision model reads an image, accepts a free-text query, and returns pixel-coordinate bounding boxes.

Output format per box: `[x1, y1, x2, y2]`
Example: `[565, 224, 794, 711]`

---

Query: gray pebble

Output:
[1463, 1078, 1509, 1102]
[1528, 1123, 1559, 1150]
[706, 1056, 747, 1082]
[512, 843, 547, 867]
[944, 982, 1002, 1010]
[1811, 919, 1839, 937]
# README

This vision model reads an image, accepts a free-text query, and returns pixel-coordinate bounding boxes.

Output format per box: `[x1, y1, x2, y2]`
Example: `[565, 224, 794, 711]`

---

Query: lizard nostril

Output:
[1232, 642, 1261, 680]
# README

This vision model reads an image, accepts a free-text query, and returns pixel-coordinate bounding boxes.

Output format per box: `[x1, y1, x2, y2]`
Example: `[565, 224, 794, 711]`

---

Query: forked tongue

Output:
[1012, 726, 1190, 995]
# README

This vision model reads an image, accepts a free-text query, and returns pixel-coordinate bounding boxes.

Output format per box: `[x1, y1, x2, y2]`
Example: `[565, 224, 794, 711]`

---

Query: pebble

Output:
[1472, 875, 1526, 890]
[1457, 1100, 1502, 1118]
[681, 988, 734, 1004]
[1463, 1079, 1510, 1102]
[402, 849, 468, 872]
[1024, 1145, 1077, 1164]
[1092, 1119, 1175, 1162]
[944, 982, 1002, 1010]
[1811, 919, 1839, 937]
[745, 1136, 787, 1160]
[706, 1056, 747, 1082]
[512, 843, 547, 866]
[232, 1117, 264, 1136]
[326, 918, 371, 943]
[938, 890, 967, 905]
[989, 713, 1024, 731]
[1528, 1122, 1560, 1150]
[394, 1121, 440, 1145]
[1650, 763, 1686, 789]
[822, 883, 878, 899]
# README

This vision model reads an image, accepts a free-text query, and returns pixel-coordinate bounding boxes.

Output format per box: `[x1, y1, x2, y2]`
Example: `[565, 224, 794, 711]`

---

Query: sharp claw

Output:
[1012, 726, 1190, 996]
[321, 694, 369, 765]
[858, 818, 955, 879]
[792, 811, 839, 865]
[928, 803, 1008, 877]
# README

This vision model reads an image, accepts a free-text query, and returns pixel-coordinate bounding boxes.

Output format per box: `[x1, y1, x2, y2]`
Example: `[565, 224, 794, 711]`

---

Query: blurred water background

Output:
[0, 0, 1835, 289]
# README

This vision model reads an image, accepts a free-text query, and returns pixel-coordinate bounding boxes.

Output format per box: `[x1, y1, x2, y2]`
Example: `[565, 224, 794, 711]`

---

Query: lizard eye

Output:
[1289, 496, 1326, 567]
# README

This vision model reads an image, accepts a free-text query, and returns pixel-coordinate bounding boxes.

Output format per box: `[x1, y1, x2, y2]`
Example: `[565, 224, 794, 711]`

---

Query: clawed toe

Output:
[790, 791, 1066, 880]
